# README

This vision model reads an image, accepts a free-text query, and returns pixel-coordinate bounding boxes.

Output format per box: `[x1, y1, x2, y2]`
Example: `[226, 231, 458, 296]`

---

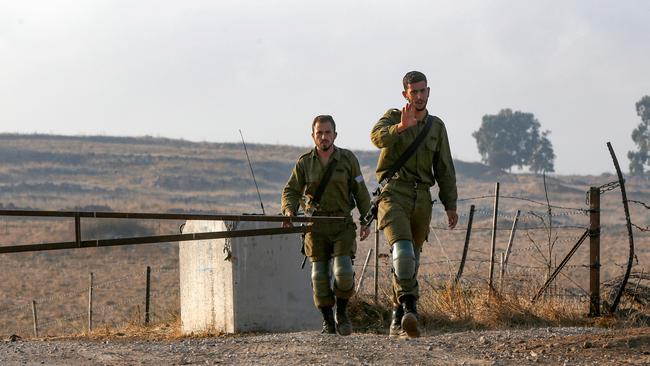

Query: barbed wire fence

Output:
[354, 182, 649, 314]
[0, 179, 648, 337]
[0, 266, 179, 338]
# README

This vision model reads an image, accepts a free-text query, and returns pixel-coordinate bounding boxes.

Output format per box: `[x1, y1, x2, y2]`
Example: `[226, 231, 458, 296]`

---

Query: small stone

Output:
[530, 351, 538, 357]
[583, 341, 592, 349]
[478, 336, 488, 345]
[427, 345, 433, 351]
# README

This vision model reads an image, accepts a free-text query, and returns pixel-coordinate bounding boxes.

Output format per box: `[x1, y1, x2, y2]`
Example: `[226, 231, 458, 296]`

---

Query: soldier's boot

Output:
[320, 306, 336, 334]
[400, 295, 420, 338]
[389, 304, 404, 338]
[335, 298, 352, 336]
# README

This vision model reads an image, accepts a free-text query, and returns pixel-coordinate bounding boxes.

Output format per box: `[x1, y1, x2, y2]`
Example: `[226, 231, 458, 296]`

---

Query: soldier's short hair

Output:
[403, 71, 427, 90]
[312, 115, 336, 133]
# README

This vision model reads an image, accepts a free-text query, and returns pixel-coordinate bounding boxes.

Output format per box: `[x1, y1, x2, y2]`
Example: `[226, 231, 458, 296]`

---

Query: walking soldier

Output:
[369, 71, 458, 338]
[282, 115, 371, 335]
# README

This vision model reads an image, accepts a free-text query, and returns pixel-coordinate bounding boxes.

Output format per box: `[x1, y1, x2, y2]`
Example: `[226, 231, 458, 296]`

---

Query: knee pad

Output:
[333, 256, 354, 292]
[311, 261, 331, 297]
[392, 240, 416, 281]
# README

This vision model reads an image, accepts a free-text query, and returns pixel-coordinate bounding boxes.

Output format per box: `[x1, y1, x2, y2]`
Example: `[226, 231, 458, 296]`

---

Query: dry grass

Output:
[349, 279, 592, 336]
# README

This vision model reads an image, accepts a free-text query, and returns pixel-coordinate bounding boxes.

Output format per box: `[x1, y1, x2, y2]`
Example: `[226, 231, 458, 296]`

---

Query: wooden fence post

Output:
[88, 272, 94, 333]
[589, 187, 601, 316]
[31, 300, 38, 338]
[145, 266, 151, 324]
[488, 182, 500, 292]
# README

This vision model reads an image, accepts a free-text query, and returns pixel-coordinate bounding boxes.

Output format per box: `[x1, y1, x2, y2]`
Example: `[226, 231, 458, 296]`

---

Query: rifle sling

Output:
[378, 116, 433, 185]
[312, 157, 339, 208]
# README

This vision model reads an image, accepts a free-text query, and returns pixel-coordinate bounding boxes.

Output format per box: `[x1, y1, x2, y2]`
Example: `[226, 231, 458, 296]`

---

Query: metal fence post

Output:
[31, 300, 38, 338]
[500, 209, 520, 290]
[356, 248, 373, 293]
[455, 204, 475, 284]
[589, 187, 601, 316]
[145, 266, 151, 324]
[373, 220, 379, 304]
[488, 182, 500, 292]
[88, 272, 94, 333]
[75, 213, 81, 247]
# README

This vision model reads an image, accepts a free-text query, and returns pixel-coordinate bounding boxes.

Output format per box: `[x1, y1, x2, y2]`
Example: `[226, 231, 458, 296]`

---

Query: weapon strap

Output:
[378, 115, 434, 185]
[312, 157, 339, 207]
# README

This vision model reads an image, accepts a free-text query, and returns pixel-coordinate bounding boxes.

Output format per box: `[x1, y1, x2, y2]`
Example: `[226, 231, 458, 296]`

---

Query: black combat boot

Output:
[320, 306, 336, 334]
[389, 304, 404, 338]
[388, 304, 404, 338]
[335, 298, 352, 336]
[400, 295, 420, 338]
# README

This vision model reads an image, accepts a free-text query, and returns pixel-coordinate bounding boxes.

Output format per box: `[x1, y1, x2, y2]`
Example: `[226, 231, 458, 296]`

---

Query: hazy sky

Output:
[1, 1, 649, 174]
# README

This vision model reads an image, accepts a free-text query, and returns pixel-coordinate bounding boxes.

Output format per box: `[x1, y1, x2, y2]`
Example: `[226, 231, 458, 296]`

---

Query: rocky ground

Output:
[2, 327, 650, 365]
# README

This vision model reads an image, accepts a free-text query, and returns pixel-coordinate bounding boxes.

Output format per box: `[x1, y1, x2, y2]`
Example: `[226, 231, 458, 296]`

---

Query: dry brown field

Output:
[0, 133, 648, 338]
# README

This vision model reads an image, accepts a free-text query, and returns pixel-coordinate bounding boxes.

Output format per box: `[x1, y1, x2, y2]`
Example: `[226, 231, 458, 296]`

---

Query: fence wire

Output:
[1, 187, 649, 337]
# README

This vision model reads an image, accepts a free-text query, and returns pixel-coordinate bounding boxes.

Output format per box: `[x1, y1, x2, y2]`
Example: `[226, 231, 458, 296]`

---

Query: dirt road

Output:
[2, 327, 649, 365]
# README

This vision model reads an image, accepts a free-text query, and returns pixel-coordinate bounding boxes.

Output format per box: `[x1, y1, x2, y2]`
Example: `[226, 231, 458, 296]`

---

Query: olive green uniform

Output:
[281, 146, 371, 307]
[371, 109, 457, 301]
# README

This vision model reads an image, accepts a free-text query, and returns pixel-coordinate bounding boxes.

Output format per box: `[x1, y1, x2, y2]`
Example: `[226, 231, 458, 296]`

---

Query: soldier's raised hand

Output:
[398, 103, 418, 133]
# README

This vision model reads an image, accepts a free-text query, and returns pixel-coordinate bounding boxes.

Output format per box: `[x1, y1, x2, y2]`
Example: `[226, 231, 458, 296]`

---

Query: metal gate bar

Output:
[0, 209, 344, 254]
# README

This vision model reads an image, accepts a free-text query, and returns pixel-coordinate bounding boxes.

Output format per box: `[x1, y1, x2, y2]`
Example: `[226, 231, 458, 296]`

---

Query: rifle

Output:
[362, 185, 382, 227]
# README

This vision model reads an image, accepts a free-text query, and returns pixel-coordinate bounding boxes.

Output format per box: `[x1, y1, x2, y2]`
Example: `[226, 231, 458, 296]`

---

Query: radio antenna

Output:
[239, 130, 266, 215]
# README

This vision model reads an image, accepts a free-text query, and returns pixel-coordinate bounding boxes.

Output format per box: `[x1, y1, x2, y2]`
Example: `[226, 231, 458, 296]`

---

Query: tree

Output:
[627, 95, 650, 176]
[472, 109, 555, 173]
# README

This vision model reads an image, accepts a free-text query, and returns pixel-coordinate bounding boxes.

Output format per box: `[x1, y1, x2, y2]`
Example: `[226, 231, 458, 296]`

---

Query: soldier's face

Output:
[402, 81, 429, 112]
[312, 121, 337, 152]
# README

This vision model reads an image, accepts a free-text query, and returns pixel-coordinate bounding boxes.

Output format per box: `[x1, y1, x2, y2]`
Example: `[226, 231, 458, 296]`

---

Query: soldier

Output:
[370, 71, 458, 338]
[282, 115, 372, 336]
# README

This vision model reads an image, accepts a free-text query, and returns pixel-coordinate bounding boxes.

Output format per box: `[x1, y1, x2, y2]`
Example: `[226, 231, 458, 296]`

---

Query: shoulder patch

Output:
[431, 115, 445, 127]
[296, 150, 313, 163]
[381, 108, 402, 123]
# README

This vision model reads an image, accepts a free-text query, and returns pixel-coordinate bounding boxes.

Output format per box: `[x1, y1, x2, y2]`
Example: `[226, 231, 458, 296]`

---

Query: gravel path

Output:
[2, 327, 649, 365]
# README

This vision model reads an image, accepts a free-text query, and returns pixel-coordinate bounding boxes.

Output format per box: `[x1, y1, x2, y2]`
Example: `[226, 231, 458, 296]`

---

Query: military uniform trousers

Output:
[305, 214, 357, 308]
[377, 180, 433, 302]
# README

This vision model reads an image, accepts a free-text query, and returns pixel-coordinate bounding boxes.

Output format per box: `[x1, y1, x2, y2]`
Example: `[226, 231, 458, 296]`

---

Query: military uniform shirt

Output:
[370, 109, 458, 211]
[281, 146, 371, 225]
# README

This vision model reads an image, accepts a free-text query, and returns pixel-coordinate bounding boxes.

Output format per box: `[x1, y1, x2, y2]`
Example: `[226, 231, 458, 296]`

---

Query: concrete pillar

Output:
[179, 220, 320, 334]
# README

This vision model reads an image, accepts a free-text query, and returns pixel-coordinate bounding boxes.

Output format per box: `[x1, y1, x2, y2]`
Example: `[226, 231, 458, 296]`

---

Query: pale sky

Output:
[1, 1, 649, 175]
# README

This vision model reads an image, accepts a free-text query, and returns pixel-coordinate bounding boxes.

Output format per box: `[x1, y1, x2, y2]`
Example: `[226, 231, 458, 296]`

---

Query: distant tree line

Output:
[472, 109, 555, 174]
[472, 94, 650, 176]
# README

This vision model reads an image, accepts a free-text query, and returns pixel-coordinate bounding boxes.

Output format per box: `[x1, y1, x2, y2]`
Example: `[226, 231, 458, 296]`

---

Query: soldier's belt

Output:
[388, 180, 431, 191]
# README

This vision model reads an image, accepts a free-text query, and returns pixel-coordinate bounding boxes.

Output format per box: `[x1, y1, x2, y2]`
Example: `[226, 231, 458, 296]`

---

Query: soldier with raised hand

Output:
[281, 115, 371, 336]
[370, 71, 458, 338]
